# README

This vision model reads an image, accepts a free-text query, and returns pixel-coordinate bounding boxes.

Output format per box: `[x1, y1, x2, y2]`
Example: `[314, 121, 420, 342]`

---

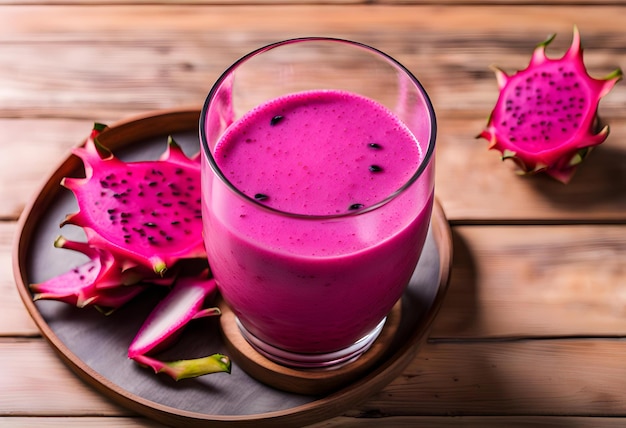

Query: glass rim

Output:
[199, 36, 437, 220]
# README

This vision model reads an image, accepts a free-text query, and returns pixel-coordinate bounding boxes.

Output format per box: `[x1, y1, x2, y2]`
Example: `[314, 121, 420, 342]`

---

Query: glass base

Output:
[235, 317, 387, 369]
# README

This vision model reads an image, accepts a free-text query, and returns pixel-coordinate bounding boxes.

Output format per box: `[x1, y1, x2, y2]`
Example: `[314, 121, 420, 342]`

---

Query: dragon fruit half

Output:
[62, 124, 206, 274]
[478, 26, 622, 183]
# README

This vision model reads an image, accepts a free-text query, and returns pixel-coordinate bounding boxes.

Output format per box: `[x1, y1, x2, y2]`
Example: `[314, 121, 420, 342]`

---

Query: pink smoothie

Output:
[202, 89, 433, 354]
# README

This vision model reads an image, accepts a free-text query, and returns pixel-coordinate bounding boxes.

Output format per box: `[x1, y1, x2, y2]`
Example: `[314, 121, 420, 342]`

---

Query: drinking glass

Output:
[200, 38, 436, 368]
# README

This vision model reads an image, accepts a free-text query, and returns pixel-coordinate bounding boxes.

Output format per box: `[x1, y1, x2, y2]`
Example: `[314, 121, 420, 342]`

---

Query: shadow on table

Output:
[526, 144, 626, 215]
[427, 227, 479, 340]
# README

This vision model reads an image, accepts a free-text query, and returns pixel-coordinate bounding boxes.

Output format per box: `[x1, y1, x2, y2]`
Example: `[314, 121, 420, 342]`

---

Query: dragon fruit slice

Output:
[128, 272, 220, 358]
[30, 236, 142, 307]
[478, 26, 622, 183]
[62, 124, 206, 275]
[132, 353, 231, 381]
[128, 272, 227, 380]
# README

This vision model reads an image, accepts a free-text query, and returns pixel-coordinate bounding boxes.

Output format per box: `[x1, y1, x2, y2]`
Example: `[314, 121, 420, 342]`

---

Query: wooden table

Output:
[2, 1, 625, 427]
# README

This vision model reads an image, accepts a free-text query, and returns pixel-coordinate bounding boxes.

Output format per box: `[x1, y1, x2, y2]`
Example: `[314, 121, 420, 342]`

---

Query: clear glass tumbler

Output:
[200, 38, 436, 368]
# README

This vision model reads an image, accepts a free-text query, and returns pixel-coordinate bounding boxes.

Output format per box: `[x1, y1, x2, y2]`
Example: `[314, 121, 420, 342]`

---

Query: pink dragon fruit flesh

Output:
[62, 124, 206, 274]
[478, 26, 622, 183]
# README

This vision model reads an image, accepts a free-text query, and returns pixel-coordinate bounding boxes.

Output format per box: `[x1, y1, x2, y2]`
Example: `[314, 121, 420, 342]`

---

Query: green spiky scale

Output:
[132, 353, 231, 381]
[501, 149, 517, 160]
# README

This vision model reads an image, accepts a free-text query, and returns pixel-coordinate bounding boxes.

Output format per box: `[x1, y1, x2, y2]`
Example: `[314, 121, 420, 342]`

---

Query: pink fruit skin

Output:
[478, 26, 622, 183]
[203, 89, 434, 354]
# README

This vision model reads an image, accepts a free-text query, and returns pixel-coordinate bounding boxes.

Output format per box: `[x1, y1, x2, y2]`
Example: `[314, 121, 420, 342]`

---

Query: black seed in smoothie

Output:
[254, 193, 269, 201]
[270, 115, 284, 126]
[369, 165, 383, 173]
[349, 203, 364, 210]
[368, 143, 382, 149]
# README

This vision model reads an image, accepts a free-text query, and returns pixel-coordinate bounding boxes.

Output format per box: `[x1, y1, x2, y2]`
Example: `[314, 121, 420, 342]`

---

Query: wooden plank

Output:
[0, 339, 132, 416]
[5, 224, 626, 337]
[0, 5, 623, 119]
[1, 415, 625, 428]
[0, 222, 38, 336]
[0, 119, 99, 220]
[0, 0, 623, 4]
[431, 225, 626, 339]
[0, 3, 624, 41]
[2, 115, 625, 222]
[386, 0, 626, 3]
[0, 0, 624, 4]
[2, 115, 626, 223]
[0, 417, 166, 427]
[0, 0, 362, 4]
[358, 339, 626, 417]
[0, 416, 625, 428]
[313, 416, 626, 427]
[4, 338, 626, 418]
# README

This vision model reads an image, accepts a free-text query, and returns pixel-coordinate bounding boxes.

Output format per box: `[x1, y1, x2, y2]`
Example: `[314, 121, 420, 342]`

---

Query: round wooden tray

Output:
[12, 109, 452, 428]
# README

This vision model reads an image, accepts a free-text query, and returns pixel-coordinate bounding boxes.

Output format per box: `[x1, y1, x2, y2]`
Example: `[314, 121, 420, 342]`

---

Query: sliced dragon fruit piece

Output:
[478, 26, 622, 183]
[128, 272, 220, 358]
[30, 236, 167, 309]
[62, 124, 206, 275]
[30, 236, 135, 307]
[132, 353, 231, 381]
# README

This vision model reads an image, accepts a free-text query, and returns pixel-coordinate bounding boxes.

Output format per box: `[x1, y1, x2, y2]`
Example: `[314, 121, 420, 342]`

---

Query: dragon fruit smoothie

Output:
[202, 89, 434, 358]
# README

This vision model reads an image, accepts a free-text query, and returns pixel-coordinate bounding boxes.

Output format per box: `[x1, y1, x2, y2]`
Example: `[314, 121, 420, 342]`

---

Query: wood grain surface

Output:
[1, 1, 625, 427]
